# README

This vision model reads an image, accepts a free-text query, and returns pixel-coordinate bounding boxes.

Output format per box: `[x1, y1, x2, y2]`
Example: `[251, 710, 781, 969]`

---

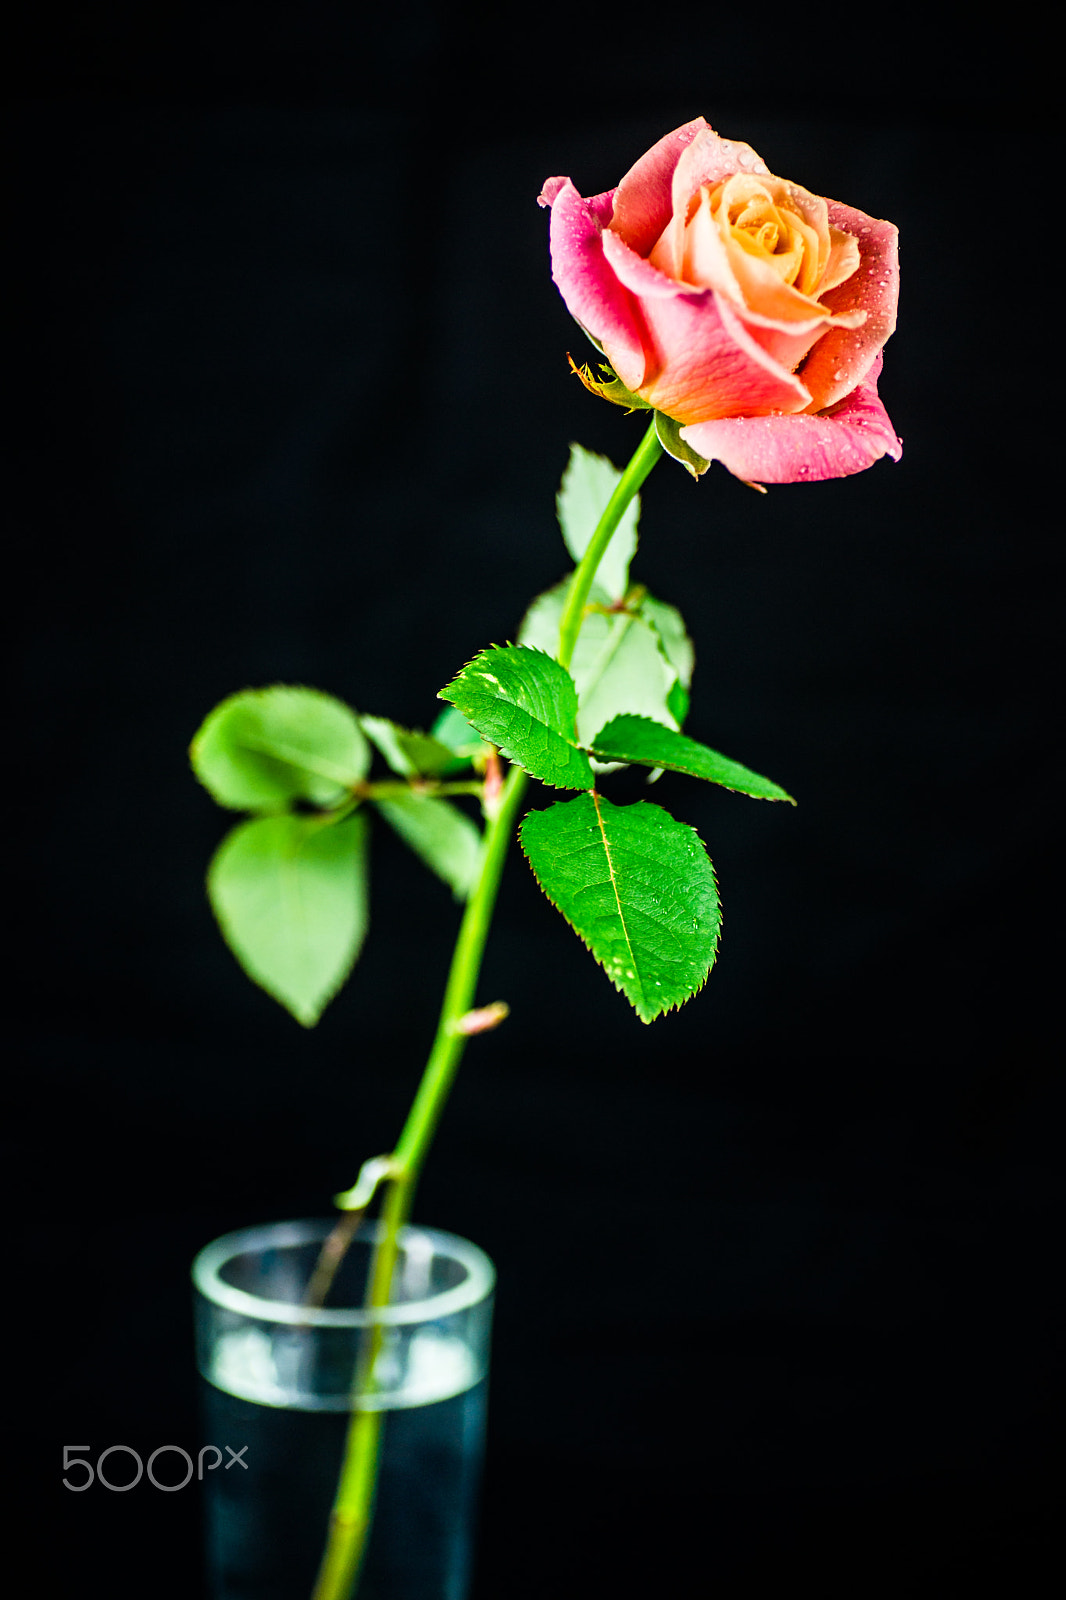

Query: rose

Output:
[539, 118, 901, 484]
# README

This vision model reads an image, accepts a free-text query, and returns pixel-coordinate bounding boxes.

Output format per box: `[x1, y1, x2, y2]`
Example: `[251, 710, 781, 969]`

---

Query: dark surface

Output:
[10, 8, 1059, 1597]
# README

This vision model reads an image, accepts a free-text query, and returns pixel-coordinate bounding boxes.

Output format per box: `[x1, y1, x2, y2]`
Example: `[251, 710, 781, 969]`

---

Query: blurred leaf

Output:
[191, 687, 368, 812]
[519, 583, 681, 744]
[374, 793, 482, 900]
[589, 715, 795, 802]
[430, 704, 486, 760]
[439, 645, 594, 791]
[208, 812, 369, 1026]
[426, 704, 491, 775]
[361, 715, 459, 778]
[642, 596, 694, 693]
[520, 792, 720, 1023]
[556, 443, 639, 601]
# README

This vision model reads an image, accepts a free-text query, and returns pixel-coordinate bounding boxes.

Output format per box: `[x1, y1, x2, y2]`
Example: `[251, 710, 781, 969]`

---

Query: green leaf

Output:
[518, 583, 683, 744]
[361, 715, 459, 778]
[654, 411, 711, 479]
[374, 793, 482, 900]
[665, 679, 690, 728]
[642, 596, 694, 694]
[191, 687, 369, 812]
[426, 705, 490, 774]
[556, 443, 639, 601]
[208, 812, 370, 1026]
[438, 645, 595, 791]
[520, 792, 720, 1023]
[589, 715, 795, 802]
[430, 705, 487, 759]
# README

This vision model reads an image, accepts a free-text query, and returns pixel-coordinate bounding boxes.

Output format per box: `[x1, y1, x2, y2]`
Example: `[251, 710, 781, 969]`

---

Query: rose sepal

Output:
[653, 412, 711, 478]
[567, 355, 654, 412]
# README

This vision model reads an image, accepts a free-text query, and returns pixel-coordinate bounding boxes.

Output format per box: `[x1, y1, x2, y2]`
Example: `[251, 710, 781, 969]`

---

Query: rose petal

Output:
[601, 230, 812, 421]
[538, 176, 567, 209]
[820, 226, 861, 296]
[738, 310, 860, 383]
[713, 174, 830, 311]
[608, 118, 711, 258]
[538, 175, 614, 232]
[651, 180, 736, 298]
[604, 226, 863, 418]
[641, 163, 865, 388]
[540, 176, 650, 391]
[800, 203, 899, 411]
[680, 353, 902, 483]
[756, 178, 832, 290]
[732, 290, 866, 378]
[650, 125, 772, 278]
[723, 230, 852, 326]
[669, 127, 771, 223]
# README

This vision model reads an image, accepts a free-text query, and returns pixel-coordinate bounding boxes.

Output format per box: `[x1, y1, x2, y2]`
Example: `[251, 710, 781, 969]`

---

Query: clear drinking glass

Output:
[192, 1218, 495, 1600]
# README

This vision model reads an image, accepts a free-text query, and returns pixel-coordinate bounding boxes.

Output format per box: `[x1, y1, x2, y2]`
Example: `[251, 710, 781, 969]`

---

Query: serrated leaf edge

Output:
[438, 643, 594, 791]
[519, 795, 721, 1024]
[587, 714, 795, 803]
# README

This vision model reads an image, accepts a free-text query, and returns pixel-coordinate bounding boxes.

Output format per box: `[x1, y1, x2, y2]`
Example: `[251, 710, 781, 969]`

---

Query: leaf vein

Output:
[590, 789, 641, 991]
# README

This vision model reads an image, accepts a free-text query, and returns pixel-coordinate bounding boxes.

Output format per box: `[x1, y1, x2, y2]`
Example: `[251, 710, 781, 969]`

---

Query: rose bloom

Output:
[539, 118, 900, 484]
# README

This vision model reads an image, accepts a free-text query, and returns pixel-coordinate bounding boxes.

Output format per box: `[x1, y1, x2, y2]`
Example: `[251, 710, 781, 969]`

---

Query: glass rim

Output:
[191, 1218, 495, 1329]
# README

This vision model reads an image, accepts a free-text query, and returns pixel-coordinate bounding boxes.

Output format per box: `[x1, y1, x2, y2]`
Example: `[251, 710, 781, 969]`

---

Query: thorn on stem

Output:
[482, 747, 504, 818]
[452, 1001, 510, 1036]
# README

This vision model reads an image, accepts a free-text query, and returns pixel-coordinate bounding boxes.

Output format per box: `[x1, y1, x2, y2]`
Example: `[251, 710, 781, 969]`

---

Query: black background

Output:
[10, 6, 1060, 1597]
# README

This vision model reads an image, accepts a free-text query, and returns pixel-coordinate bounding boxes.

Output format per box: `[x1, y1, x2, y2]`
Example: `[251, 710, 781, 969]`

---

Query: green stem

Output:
[326, 779, 485, 827]
[360, 779, 485, 800]
[309, 767, 527, 1600]
[557, 418, 662, 670]
[310, 417, 662, 1600]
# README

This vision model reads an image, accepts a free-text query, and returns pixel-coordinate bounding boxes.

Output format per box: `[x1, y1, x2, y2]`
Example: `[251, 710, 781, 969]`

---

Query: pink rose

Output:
[539, 118, 901, 484]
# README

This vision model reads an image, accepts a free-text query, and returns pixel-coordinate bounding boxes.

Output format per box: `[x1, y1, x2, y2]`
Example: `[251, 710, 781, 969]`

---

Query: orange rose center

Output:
[703, 175, 822, 297]
[646, 162, 862, 329]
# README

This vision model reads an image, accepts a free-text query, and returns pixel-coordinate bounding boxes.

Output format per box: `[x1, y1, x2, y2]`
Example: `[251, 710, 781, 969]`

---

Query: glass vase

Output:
[192, 1218, 495, 1600]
